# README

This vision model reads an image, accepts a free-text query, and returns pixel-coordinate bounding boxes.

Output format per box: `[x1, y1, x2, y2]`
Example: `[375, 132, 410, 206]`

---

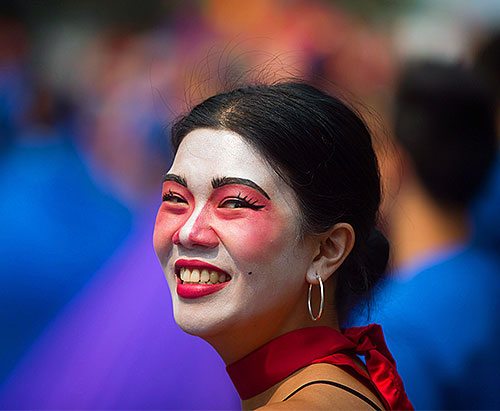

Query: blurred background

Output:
[0, 0, 499, 409]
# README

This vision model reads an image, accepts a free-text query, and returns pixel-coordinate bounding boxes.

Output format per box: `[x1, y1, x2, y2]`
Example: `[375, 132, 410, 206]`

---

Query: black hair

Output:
[394, 61, 497, 208]
[171, 81, 386, 323]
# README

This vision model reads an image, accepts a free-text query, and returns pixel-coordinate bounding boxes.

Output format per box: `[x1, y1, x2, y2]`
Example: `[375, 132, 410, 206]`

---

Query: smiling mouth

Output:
[175, 259, 231, 285]
[174, 259, 231, 299]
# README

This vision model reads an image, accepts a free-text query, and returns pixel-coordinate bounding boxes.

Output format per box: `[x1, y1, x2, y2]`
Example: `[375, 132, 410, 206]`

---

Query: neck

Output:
[205, 280, 339, 366]
[390, 179, 470, 270]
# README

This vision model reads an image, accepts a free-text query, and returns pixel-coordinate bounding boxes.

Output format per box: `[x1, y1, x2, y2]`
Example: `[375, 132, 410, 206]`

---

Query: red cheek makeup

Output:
[175, 259, 231, 299]
[153, 181, 194, 254]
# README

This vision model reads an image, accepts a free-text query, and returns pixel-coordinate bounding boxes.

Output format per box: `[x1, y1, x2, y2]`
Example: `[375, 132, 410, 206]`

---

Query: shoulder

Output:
[261, 363, 384, 410]
[257, 386, 378, 410]
[370, 247, 500, 320]
[367, 246, 500, 374]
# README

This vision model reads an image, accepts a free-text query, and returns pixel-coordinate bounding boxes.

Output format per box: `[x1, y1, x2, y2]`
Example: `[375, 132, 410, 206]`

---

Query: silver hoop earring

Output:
[307, 274, 324, 321]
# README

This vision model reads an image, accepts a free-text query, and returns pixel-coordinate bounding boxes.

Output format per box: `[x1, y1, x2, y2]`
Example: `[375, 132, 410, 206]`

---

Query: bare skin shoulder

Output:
[244, 363, 385, 411]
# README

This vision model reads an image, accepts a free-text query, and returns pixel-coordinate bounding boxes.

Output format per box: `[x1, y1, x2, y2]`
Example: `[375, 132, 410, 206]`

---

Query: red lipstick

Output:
[175, 259, 231, 299]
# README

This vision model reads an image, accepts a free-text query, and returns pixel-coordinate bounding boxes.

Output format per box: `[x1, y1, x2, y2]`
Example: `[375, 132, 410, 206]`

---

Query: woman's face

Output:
[153, 129, 316, 341]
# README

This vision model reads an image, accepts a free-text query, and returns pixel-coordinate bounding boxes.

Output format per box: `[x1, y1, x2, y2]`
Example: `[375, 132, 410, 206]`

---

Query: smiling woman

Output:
[153, 82, 413, 410]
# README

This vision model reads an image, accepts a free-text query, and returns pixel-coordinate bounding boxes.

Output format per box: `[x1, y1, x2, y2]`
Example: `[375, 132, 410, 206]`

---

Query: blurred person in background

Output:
[351, 61, 500, 409]
[472, 31, 500, 254]
[75, 29, 174, 211]
[0, 10, 30, 150]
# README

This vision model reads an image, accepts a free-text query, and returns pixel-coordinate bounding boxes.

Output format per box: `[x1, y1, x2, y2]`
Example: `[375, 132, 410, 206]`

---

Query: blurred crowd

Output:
[0, 0, 499, 409]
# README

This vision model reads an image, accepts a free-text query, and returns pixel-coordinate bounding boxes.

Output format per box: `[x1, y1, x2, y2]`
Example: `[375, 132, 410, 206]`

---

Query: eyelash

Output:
[162, 190, 264, 210]
[162, 190, 187, 204]
[220, 193, 265, 210]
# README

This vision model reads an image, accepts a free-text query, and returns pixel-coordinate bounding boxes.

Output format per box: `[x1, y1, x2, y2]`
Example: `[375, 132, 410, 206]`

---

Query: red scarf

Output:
[226, 324, 413, 410]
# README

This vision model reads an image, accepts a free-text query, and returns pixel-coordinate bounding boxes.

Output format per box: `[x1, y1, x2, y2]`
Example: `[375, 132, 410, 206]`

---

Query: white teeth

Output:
[180, 268, 187, 281]
[200, 269, 210, 283]
[179, 267, 230, 284]
[209, 271, 219, 284]
[181, 268, 191, 282]
[191, 269, 200, 282]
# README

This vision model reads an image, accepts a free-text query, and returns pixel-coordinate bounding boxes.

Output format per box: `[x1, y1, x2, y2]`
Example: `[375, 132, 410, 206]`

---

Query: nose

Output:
[172, 204, 219, 249]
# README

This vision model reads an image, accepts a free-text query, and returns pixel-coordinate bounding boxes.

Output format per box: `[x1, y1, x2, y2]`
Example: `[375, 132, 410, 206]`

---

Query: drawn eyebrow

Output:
[162, 173, 187, 187]
[211, 176, 271, 200]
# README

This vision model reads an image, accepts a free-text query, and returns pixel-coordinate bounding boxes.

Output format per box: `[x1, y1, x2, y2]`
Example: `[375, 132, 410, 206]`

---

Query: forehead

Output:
[169, 128, 277, 184]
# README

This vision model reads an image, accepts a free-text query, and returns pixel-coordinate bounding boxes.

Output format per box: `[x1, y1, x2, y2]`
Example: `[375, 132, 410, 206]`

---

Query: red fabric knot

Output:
[344, 324, 413, 411]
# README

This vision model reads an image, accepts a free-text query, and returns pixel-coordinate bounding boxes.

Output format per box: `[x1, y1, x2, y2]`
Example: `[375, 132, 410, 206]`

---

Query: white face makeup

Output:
[153, 128, 316, 345]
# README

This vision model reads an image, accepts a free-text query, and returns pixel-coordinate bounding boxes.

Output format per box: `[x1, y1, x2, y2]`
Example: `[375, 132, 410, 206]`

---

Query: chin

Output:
[172, 298, 232, 339]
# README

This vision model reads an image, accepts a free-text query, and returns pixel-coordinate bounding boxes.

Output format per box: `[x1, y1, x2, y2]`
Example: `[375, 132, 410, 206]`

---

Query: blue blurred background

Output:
[0, 0, 499, 409]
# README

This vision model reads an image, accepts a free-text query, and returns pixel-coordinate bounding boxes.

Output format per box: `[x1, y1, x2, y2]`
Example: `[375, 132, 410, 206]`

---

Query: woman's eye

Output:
[162, 191, 188, 204]
[219, 195, 264, 211]
[220, 199, 246, 209]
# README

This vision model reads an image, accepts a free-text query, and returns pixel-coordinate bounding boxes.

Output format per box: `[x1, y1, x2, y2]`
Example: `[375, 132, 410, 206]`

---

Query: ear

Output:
[306, 223, 355, 284]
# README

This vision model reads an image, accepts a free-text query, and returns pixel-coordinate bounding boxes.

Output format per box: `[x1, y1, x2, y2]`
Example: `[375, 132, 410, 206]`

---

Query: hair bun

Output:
[364, 228, 390, 277]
